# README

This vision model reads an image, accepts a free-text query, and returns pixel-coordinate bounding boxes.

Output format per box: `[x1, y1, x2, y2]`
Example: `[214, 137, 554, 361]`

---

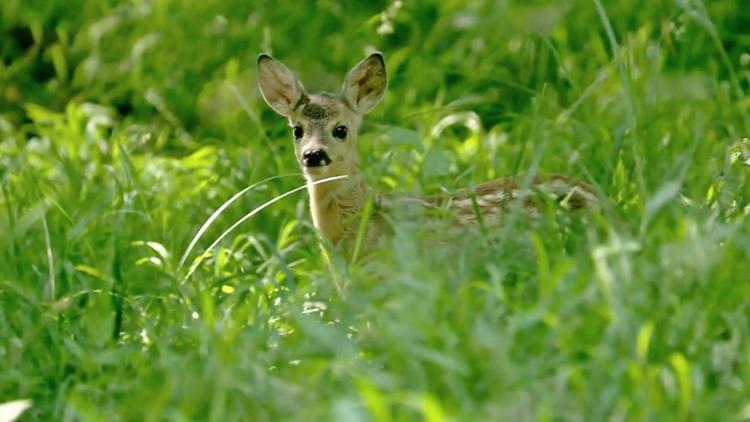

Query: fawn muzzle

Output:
[302, 149, 331, 167]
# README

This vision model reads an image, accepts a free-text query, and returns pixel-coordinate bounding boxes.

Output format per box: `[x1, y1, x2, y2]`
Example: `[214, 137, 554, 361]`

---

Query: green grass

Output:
[2, 0, 750, 420]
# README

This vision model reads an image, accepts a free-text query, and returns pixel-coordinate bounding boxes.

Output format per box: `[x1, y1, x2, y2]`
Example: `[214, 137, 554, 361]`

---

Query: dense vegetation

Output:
[1, 0, 749, 420]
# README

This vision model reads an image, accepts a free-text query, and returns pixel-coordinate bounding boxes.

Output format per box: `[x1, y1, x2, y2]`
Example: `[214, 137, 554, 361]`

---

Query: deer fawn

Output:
[257, 52, 598, 248]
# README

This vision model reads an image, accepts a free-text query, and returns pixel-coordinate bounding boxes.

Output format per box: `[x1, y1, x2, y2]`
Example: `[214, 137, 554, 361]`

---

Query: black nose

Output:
[302, 149, 331, 167]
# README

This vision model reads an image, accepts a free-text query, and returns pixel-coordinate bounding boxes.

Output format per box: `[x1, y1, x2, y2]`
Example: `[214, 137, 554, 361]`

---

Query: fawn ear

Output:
[341, 53, 387, 114]
[257, 54, 306, 117]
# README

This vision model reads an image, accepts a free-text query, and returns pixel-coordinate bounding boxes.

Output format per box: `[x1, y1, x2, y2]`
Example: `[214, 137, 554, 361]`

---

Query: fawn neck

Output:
[306, 161, 369, 245]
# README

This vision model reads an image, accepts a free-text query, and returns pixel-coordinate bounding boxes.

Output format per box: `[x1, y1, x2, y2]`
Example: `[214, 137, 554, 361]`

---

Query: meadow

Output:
[1, 0, 750, 420]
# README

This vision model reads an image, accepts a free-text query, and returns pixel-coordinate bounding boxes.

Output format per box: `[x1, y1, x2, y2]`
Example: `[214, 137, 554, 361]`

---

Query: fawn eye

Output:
[292, 126, 303, 140]
[332, 125, 348, 139]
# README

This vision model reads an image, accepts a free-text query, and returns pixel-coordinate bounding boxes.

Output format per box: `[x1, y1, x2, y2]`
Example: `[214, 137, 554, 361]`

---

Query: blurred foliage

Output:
[1, 0, 750, 420]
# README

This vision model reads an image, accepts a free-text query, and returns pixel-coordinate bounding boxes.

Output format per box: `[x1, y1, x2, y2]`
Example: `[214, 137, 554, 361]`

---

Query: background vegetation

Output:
[1, 0, 749, 420]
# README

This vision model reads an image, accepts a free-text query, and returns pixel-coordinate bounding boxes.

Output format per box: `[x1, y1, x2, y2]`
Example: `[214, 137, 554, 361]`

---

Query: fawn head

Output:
[257, 53, 387, 180]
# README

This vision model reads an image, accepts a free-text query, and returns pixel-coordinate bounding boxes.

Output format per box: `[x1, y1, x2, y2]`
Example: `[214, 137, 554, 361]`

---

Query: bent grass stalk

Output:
[183, 175, 349, 280]
[178, 173, 301, 270]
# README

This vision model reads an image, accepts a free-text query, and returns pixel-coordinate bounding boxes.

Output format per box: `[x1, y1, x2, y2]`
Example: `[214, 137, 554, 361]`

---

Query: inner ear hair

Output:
[343, 53, 387, 114]
[257, 54, 305, 117]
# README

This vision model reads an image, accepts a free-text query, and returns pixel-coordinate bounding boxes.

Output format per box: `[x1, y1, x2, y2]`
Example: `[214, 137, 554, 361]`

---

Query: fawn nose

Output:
[302, 149, 331, 167]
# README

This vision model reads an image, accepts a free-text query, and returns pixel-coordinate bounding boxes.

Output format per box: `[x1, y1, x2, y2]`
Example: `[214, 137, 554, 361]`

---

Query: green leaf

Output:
[421, 147, 451, 178]
[382, 125, 423, 149]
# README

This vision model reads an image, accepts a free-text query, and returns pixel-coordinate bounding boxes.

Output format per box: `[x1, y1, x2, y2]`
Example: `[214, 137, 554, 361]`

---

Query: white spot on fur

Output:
[453, 198, 474, 209]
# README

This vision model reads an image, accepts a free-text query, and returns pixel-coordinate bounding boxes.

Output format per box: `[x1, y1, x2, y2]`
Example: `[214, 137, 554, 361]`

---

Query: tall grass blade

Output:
[183, 175, 348, 280]
[42, 213, 54, 300]
[350, 194, 375, 265]
[178, 174, 300, 270]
